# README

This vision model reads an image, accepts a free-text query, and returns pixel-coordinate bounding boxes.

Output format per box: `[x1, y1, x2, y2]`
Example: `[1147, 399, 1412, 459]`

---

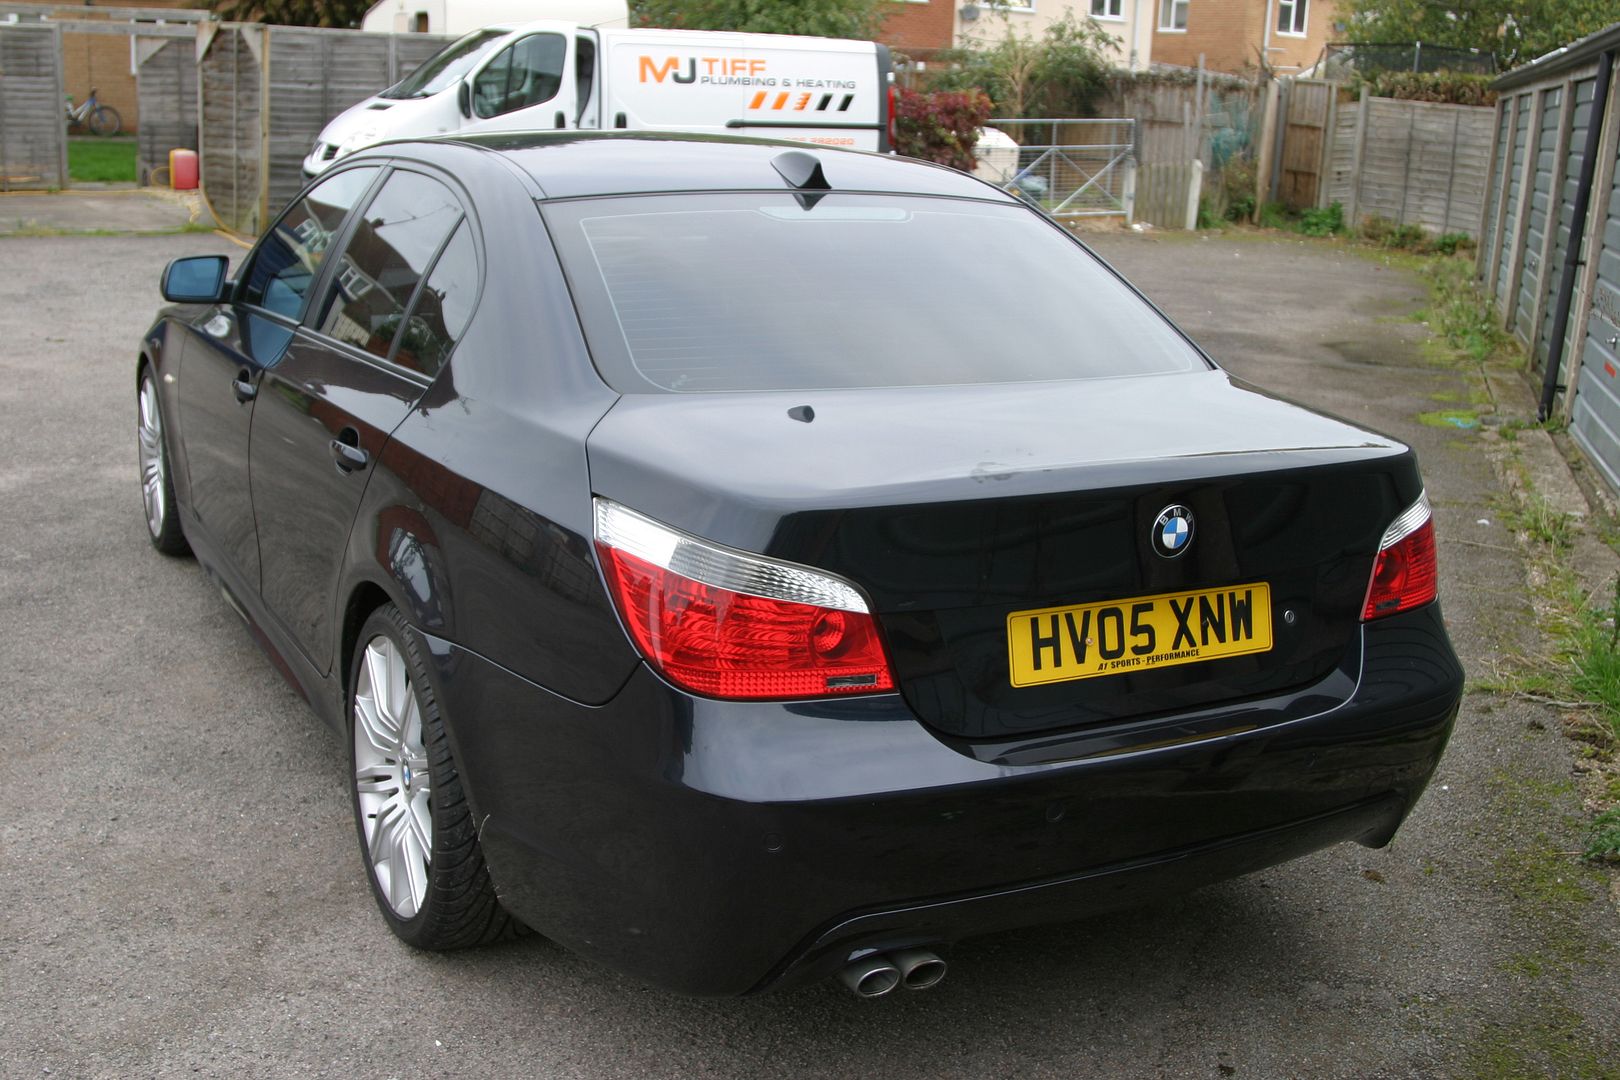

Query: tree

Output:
[1343, 0, 1620, 71]
[630, 0, 895, 39]
[204, 0, 372, 27]
[924, 11, 1116, 119]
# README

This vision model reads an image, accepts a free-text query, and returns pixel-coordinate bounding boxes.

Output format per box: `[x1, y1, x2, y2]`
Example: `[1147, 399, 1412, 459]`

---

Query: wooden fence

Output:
[136, 37, 198, 187]
[1321, 93, 1494, 235]
[0, 24, 66, 191]
[198, 24, 448, 234]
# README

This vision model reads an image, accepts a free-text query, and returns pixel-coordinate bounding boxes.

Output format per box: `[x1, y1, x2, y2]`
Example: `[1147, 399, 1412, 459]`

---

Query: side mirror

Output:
[457, 80, 472, 119]
[161, 255, 230, 303]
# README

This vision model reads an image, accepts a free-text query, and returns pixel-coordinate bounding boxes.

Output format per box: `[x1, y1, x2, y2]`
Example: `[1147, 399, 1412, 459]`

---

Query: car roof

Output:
[433, 131, 1018, 202]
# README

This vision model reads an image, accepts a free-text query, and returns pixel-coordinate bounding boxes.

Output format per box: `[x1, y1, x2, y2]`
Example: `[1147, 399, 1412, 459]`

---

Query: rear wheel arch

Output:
[340, 580, 395, 702]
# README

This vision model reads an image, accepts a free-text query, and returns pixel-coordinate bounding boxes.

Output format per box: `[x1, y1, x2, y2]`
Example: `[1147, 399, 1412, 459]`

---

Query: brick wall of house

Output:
[53, 1, 199, 134]
[876, 0, 956, 58]
[62, 31, 139, 132]
[1153, 0, 1335, 76]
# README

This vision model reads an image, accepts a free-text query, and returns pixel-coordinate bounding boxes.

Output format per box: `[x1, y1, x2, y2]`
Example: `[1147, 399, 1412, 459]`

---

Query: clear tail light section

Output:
[1361, 491, 1438, 621]
[593, 498, 895, 700]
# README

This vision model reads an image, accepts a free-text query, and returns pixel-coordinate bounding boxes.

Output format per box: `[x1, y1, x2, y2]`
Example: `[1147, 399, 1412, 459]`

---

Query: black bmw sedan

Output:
[136, 132, 1461, 998]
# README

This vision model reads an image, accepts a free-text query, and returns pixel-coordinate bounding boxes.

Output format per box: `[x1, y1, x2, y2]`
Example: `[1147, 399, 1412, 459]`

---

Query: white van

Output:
[303, 21, 893, 177]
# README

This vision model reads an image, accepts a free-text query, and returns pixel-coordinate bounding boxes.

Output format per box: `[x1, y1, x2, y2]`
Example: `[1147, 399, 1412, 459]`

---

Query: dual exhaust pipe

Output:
[837, 948, 947, 998]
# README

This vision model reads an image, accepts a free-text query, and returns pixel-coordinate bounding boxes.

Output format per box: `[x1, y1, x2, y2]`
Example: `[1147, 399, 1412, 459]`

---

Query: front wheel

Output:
[349, 604, 522, 949]
[87, 105, 122, 136]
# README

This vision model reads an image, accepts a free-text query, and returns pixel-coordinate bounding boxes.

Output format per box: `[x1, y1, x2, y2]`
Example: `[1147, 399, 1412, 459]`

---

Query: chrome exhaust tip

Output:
[889, 948, 947, 990]
[838, 953, 901, 998]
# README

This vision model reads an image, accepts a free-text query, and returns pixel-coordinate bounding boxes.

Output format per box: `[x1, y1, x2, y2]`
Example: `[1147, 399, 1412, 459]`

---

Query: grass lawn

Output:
[68, 136, 137, 184]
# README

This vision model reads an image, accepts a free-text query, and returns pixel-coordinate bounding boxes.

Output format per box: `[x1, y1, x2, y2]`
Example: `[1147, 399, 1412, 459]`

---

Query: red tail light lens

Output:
[594, 499, 895, 700]
[1362, 493, 1438, 621]
[886, 84, 898, 149]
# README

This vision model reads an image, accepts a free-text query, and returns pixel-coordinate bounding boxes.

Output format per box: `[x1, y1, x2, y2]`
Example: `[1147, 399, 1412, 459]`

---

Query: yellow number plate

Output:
[1007, 583, 1273, 688]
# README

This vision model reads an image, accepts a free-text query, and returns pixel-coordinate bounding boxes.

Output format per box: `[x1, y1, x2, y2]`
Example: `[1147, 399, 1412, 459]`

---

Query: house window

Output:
[1158, 0, 1188, 30]
[1278, 0, 1308, 35]
[1091, 0, 1123, 17]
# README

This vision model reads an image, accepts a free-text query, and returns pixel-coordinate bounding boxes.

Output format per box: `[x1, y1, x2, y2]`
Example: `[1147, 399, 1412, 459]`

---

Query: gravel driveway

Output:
[1, 228, 1615, 1079]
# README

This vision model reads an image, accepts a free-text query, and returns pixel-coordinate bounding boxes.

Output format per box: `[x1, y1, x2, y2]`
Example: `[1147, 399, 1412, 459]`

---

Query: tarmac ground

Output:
[1, 204, 1616, 1078]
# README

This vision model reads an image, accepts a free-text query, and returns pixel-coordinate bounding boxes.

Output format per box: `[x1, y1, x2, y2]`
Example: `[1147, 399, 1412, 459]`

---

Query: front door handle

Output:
[330, 428, 369, 473]
[231, 369, 256, 403]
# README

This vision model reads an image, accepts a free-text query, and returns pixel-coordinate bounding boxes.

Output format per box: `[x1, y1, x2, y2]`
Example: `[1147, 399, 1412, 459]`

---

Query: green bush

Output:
[1299, 202, 1345, 237]
[1358, 71, 1497, 107]
[1433, 232, 1476, 256]
[1258, 201, 1290, 229]
[891, 88, 994, 173]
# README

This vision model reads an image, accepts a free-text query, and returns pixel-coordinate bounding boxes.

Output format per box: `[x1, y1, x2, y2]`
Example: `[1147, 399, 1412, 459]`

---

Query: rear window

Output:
[542, 193, 1206, 393]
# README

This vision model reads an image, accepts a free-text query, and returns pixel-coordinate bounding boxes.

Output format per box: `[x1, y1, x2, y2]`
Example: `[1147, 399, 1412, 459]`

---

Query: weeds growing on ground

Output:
[1416, 255, 1515, 365]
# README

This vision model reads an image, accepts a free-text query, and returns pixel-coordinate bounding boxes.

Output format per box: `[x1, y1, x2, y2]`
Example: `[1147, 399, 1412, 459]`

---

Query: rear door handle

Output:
[330, 428, 369, 473]
[231, 368, 256, 403]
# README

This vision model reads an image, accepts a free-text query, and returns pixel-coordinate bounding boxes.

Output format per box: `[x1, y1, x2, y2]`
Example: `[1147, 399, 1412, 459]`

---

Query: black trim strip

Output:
[724, 119, 883, 131]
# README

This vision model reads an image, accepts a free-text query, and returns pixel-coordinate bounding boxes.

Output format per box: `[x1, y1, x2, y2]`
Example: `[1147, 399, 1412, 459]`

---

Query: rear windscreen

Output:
[542, 193, 1206, 393]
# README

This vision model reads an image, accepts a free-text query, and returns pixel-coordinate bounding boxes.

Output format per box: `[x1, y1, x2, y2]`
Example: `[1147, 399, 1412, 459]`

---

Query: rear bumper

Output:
[416, 604, 1460, 996]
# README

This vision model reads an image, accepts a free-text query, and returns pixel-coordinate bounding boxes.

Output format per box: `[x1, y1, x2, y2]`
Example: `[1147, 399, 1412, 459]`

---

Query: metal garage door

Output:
[1572, 135, 1620, 492]
[1495, 96, 1533, 305]
[1480, 101, 1512, 261]
[1514, 87, 1561, 344]
[1537, 78, 1600, 373]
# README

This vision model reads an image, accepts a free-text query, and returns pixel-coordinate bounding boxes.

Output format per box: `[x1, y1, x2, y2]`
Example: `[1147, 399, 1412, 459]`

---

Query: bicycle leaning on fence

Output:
[65, 88, 122, 137]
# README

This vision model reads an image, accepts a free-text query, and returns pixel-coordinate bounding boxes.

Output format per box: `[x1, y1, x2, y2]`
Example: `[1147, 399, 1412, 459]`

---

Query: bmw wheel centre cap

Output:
[1152, 504, 1194, 558]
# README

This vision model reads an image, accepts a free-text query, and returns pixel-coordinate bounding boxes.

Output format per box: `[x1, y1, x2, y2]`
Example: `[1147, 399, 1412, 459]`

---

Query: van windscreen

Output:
[382, 28, 508, 100]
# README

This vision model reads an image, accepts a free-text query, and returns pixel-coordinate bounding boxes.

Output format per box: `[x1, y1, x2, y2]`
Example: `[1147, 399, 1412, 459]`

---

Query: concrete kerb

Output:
[0, 187, 203, 236]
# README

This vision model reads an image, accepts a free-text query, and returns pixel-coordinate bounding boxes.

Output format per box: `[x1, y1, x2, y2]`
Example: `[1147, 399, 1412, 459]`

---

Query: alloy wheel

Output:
[353, 635, 434, 919]
[137, 378, 166, 538]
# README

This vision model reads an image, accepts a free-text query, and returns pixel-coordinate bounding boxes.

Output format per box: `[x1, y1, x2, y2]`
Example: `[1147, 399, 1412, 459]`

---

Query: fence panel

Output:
[136, 35, 198, 186]
[264, 27, 448, 214]
[0, 24, 66, 191]
[199, 24, 264, 234]
[1279, 78, 1331, 208]
[1316, 95, 1496, 238]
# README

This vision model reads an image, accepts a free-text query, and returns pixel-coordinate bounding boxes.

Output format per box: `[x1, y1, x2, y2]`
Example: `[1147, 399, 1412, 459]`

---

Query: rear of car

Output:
[436, 150, 1460, 995]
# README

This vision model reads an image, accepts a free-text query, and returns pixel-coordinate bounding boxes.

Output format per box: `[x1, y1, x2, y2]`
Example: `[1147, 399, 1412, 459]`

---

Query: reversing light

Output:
[593, 499, 895, 700]
[1361, 491, 1438, 621]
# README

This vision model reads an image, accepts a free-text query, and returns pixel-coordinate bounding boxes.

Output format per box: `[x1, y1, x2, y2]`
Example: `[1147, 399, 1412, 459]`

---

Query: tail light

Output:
[593, 498, 895, 700]
[1361, 492, 1438, 621]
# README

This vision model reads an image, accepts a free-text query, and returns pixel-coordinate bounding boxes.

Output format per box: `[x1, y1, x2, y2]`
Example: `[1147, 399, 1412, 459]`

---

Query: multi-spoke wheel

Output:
[87, 104, 122, 136]
[137, 371, 189, 556]
[347, 604, 521, 948]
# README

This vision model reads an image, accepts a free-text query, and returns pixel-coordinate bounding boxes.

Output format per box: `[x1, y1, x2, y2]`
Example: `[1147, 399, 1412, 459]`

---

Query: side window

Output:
[574, 35, 595, 124]
[394, 222, 478, 377]
[240, 167, 377, 319]
[316, 170, 462, 365]
[472, 33, 565, 119]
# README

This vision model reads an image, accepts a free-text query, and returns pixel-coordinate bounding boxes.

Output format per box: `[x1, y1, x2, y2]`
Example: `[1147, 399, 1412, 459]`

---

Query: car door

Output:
[466, 31, 575, 132]
[174, 166, 380, 587]
[248, 165, 478, 674]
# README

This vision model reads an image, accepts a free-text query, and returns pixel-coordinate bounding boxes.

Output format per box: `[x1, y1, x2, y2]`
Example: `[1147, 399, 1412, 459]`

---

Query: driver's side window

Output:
[472, 33, 566, 119]
[239, 167, 378, 320]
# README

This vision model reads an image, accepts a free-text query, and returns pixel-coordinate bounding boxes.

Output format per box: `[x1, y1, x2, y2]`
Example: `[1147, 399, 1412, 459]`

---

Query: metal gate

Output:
[0, 24, 66, 192]
[980, 118, 1135, 219]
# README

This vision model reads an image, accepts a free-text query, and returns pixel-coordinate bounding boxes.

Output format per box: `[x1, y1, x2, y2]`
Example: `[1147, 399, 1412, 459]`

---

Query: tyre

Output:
[137, 371, 190, 556]
[348, 604, 522, 948]
[88, 105, 121, 137]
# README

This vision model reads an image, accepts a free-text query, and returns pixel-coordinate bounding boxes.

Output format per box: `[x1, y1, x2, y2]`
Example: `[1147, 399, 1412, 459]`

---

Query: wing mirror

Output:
[161, 255, 230, 303]
[458, 80, 472, 119]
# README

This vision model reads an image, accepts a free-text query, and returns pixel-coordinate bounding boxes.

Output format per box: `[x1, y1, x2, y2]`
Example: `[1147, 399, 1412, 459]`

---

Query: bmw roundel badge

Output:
[1152, 504, 1194, 558]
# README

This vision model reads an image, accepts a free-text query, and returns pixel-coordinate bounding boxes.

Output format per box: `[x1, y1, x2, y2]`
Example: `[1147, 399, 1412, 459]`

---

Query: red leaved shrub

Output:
[892, 88, 993, 173]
